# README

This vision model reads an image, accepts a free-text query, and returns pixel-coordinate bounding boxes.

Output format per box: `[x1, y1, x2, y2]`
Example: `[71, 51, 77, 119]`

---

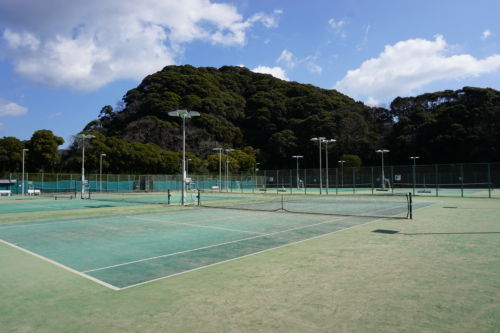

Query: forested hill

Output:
[82, 65, 390, 171]
[83, 65, 500, 172]
[2, 65, 499, 174]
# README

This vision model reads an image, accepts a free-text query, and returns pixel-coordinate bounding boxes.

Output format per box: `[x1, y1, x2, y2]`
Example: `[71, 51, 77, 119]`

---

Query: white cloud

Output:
[334, 35, 500, 102]
[365, 97, 379, 107]
[481, 29, 493, 40]
[0, 0, 281, 91]
[252, 66, 289, 81]
[328, 18, 346, 29]
[328, 18, 349, 37]
[277, 49, 296, 68]
[0, 99, 28, 116]
[307, 62, 322, 74]
[46, 112, 63, 118]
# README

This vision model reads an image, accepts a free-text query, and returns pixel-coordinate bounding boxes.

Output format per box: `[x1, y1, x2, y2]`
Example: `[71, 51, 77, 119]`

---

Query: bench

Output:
[27, 189, 41, 195]
[259, 188, 267, 192]
[0, 190, 11, 196]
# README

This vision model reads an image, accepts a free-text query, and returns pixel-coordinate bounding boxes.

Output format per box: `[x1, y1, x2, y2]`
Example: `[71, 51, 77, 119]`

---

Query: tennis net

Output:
[197, 191, 412, 219]
[89, 190, 172, 205]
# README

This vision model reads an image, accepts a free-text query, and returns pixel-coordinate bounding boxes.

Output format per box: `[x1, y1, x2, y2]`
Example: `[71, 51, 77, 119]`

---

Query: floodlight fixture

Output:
[225, 149, 235, 192]
[292, 156, 303, 190]
[376, 149, 390, 189]
[310, 137, 326, 194]
[321, 139, 336, 194]
[74, 134, 95, 198]
[168, 110, 201, 205]
[213, 148, 223, 192]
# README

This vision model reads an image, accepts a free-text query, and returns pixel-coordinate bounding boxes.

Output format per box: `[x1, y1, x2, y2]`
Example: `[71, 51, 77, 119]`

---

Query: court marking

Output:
[0, 238, 120, 291]
[0, 201, 438, 291]
[128, 215, 268, 235]
[82, 212, 353, 274]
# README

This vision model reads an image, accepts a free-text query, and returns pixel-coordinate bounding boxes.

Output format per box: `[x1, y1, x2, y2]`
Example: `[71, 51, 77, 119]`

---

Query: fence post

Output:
[352, 167, 355, 194]
[436, 165, 439, 197]
[335, 168, 338, 195]
[371, 167, 374, 194]
[304, 169, 307, 195]
[488, 163, 491, 198]
[460, 164, 464, 197]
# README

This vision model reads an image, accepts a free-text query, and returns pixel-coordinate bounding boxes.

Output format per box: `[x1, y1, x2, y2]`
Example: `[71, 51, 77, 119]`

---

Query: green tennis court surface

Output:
[0, 200, 434, 290]
[0, 193, 190, 214]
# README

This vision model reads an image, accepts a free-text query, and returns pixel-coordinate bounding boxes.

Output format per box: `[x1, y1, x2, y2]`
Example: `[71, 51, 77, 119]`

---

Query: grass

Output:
[1, 195, 499, 332]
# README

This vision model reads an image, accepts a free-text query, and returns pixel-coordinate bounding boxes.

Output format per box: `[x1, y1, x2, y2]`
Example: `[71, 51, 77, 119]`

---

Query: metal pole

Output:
[219, 150, 222, 192]
[297, 158, 299, 190]
[319, 140, 322, 194]
[322, 139, 335, 195]
[182, 116, 186, 205]
[22, 149, 28, 195]
[100, 154, 106, 193]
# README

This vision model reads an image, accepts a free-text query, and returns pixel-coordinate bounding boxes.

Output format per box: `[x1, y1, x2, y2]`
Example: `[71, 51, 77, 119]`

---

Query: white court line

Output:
[0, 215, 121, 229]
[83, 214, 347, 273]
[119, 214, 383, 290]
[2, 202, 437, 291]
[0, 238, 119, 291]
[127, 215, 268, 235]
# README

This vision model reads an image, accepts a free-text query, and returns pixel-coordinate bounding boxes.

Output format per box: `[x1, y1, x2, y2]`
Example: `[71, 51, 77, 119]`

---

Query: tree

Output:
[26, 130, 64, 172]
[0, 136, 25, 172]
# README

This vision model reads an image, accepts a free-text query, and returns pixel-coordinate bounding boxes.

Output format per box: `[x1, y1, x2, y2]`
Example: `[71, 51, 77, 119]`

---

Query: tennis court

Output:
[0, 194, 435, 290]
[0, 192, 191, 214]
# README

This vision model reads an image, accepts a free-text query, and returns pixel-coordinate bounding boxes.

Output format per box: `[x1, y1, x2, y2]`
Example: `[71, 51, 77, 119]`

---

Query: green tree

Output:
[26, 130, 64, 172]
[341, 155, 362, 168]
[0, 136, 25, 172]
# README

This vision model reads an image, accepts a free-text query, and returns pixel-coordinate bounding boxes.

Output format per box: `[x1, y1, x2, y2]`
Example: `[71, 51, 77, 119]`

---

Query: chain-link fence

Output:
[1, 162, 498, 198]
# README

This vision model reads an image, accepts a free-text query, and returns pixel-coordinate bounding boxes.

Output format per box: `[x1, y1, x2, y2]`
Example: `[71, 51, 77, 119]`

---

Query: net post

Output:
[168, 189, 171, 204]
[197, 189, 201, 206]
[281, 195, 284, 211]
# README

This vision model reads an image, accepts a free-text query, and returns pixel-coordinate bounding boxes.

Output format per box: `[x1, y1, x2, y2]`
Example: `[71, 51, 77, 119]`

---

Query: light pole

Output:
[168, 110, 200, 206]
[310, 137, 326, 194]
[410, 156, 419, 194]
[292, 156, 303, 190]
[75, 134, 95, 199]
[213, 148, 222, 192]
[254, 162, 260, 190]
[22, 149, 28, 196]
[338, 160, 345, 189]
[186, 159, 192, 179]
[376, 149, 390, 189]
[100, 154, 106, 193]
[225, 149, 235, 192]
[322, 139, 336, 194]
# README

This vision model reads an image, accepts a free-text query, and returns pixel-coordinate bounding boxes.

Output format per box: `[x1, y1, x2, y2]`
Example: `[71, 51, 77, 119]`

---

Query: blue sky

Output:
[0, 0, 499, 148]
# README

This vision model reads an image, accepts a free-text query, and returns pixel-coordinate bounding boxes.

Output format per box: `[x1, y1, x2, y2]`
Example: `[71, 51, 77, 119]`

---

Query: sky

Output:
[0, 0, 499, 148]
